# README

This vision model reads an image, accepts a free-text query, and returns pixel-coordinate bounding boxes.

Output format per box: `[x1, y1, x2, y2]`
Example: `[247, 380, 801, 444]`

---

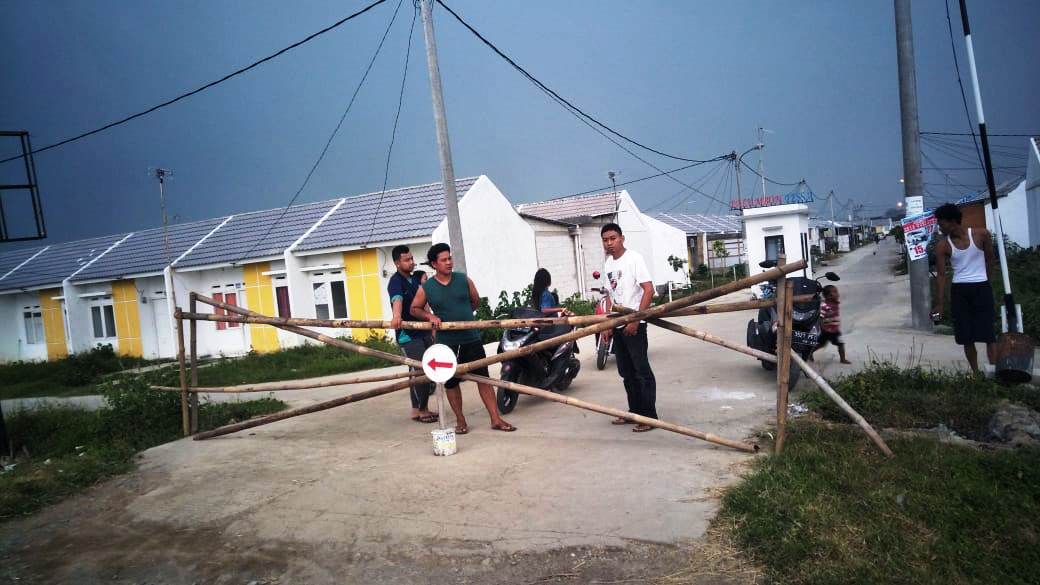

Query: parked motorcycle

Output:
[746, 261, 840, 388]
[495, 307, 581, 414]
[590, 271, 614, 370]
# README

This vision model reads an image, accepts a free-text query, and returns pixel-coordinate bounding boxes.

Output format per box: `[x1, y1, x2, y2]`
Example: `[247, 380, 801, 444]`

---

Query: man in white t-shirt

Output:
[599, 222, 658, 432]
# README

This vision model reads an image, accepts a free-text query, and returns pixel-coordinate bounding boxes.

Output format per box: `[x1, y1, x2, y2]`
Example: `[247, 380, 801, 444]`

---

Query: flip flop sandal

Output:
[491, 422, 517, 432]
[611, 417, 633, 425]
[419, 414, 439, 423]
[632, 424, 655, 433]
[455, 425, 469, 435]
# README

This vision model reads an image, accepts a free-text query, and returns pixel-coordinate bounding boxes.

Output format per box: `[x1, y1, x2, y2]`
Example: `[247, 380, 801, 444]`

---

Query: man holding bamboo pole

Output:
[599, 223, 658, 432]
[411, 243, 516, 434]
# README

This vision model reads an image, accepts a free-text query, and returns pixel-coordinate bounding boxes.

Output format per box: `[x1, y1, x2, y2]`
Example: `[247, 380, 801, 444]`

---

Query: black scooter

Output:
[746, 261, 839, 388]
[495, 307, 581, 414]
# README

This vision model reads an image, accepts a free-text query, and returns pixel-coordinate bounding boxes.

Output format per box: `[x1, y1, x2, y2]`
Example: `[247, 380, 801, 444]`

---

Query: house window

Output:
[765, 235, 785, 262]
[212, 287, 241, 330]
[23, 306, 44, 344]
[90, 303, 116, 339]
[311, 271, 348, 320]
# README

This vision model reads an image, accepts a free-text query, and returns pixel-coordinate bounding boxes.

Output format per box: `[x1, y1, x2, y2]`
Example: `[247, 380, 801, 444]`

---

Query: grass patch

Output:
[720, 421, 1040, 585]
[1, 376, 286, 520]
[0, 345, 164, 400]
[801, 363, 1040, 439]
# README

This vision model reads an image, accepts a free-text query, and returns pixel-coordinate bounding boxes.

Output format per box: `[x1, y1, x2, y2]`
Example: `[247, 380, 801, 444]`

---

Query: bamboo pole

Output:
[151, 369, 420, 393]
[177, 311, 610, 331]
[463, 373, 757, 453]
[189, 293, 199, 434]
[791, 353, 894, 458]
[660, 295, 811, 318]
[175, 309, 190, 437]
[193, 375, 424, 441]
[775, 279, 795, 454]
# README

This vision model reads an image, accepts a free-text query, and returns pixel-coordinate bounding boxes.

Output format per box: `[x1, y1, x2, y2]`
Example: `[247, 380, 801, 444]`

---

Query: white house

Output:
[516, 190, 688, 292]
[651, 212, 745, 273]
[0, 176, 540, 362]
[742, 203, 813, 295]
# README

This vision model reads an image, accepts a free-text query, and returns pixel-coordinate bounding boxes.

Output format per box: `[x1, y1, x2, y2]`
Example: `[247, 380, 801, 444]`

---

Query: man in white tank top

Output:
[932, 203, 997, 373]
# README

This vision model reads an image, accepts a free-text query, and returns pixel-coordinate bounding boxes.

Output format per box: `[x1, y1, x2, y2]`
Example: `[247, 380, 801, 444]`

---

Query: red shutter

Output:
[214, 292, 226, 330]
[225, 293, 239, 328]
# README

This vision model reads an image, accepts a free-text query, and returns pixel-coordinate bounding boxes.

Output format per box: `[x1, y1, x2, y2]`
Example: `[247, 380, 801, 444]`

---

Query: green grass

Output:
[1, 376, 286, 520]
[801, 363, 1040, 439]
[0, 344, 164, 400]
[720, 421, 1040, 585]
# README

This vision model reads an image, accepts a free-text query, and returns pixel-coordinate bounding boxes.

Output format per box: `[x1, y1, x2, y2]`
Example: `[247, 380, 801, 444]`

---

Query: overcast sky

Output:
[1, 0, 1037, 247]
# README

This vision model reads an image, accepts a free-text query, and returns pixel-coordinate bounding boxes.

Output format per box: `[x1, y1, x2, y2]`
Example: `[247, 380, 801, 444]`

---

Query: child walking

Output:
[816, 285, 851, 364]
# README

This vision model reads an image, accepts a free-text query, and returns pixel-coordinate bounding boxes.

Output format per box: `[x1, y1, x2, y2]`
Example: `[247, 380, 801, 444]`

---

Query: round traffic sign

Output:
[421, 344, 458, 384]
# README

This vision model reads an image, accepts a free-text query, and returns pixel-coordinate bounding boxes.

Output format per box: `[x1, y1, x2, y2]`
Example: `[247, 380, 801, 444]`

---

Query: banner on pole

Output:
[901, 211, 938, 261]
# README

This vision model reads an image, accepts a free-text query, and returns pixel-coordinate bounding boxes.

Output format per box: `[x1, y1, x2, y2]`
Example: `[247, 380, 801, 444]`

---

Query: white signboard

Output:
[901, 211, 938, 262]
[905, 196, 924, 216]
[837, 235, 851, 252]
[421, 344, 458, 384]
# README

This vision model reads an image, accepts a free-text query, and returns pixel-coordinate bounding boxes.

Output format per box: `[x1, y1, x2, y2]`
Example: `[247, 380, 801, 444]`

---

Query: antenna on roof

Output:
[608, 171, 619, 220]
[148, 167, 174, 266]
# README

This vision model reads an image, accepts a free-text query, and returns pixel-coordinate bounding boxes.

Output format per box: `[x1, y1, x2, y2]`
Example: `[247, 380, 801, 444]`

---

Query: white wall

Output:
[63, 281, 117, 354]
[169, 266, 249, 357]
[432, 175, 538, 300]
[742, 204, 812, 295]
[2, 293, 48, 362]
[523, 218, 580, 300]
[984, 181, 1032, 248]
[643, 213, 689, 285]
[134, 276, 174, 359]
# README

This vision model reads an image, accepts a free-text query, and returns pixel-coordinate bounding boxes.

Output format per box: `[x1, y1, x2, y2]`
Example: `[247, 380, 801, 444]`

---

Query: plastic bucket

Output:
[431, 428, 457, 456]
[995, 332, 1035, 384]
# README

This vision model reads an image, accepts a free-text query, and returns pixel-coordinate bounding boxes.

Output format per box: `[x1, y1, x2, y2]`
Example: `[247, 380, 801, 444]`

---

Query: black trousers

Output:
[400, 335, 434, 410]
[613, 323, 657, 419]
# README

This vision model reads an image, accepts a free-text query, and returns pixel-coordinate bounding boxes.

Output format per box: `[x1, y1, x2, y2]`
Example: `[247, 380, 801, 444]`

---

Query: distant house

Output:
[0, 176, 538, 362]
[651, 213, 744, 273]
[956, 137, 1040, 248]
[517, 190, 688, 290]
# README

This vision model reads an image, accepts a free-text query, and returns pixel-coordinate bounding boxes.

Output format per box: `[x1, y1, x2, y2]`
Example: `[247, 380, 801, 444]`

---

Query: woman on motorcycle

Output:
[531, 268, 573, 316]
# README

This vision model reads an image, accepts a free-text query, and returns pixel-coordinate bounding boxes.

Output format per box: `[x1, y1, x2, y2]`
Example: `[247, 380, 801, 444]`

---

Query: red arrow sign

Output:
[427, 359, 454, 370]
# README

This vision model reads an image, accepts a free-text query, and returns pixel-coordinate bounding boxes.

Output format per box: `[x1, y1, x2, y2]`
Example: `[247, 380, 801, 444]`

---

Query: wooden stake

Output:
[791, 353, 894, 458]
[189, 293, 199, 434]
[150, 369, 419, 393]
[463, 373, 757, 453]
[775, 279, 795, 454]
[193, 375, 424, 440]
[175, 309, 190, 437]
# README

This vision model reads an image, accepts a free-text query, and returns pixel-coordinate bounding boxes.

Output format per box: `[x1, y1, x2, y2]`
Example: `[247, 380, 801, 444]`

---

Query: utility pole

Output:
[756, 127, 768, 198]
[420, 0, 466, 272]
[609, 171, 619, 221]
[732, 151, 742, 203]
[894, 0, 932, 330]
[152, 168, 173, 266]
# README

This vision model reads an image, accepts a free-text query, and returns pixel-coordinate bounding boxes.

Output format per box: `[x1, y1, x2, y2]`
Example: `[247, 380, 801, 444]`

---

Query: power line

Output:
[550, 160, 718, 200]
[738, 159, 802, 187]
[641, 162, 724, 212]
[0, 0, 390, 165]
[365, 2, 418, 244]
[234, 0, 404, 265]
[922, 131, 1039, 137]
[943, 0, 984, 171]
[433, 0, 717, 165]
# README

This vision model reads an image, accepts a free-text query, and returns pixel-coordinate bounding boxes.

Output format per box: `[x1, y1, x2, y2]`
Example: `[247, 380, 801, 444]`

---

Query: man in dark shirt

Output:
[411, 243, 516, 434]
[388, 245, 437, 423]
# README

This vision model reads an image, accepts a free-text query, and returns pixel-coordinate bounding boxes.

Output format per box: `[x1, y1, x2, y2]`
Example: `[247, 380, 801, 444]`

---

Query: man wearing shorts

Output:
[932, 203, 997, 374]
[411, 243, 516, 434]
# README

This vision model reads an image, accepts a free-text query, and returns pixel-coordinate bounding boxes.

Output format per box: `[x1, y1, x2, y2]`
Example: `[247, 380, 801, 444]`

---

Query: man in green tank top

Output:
[411, 243, 516, 434]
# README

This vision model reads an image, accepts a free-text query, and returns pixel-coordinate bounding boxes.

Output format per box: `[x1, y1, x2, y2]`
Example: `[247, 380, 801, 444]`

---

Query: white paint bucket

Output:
[431, 428, 457, 456]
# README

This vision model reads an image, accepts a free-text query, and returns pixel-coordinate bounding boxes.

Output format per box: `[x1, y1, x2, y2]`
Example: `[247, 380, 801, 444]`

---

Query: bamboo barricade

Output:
[186, 261, 806, 445]
[791, 353, 894, 457]
[189, 293, 200, 433]
[463, 373, 757, 452]
[175, 310, 190, 437]
[152, 369, 421, 393]
[774, 279, 795, 454]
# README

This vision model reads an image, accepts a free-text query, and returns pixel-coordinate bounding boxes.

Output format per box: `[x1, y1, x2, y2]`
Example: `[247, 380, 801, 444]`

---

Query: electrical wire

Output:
[738, 159, 802, 187]
[643, 161, 726, 212]
[433, 0, 718, 165]
[943, 0, 984, 171]
[234, 0, 404, 265]
[922, 131, 1039, 138]
[365, 2, 418, 244]
[0, 0, 390, 165]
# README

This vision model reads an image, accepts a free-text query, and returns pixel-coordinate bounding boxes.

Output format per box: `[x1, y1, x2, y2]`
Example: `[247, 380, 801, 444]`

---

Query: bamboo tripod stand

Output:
[165, 257, 892, 457]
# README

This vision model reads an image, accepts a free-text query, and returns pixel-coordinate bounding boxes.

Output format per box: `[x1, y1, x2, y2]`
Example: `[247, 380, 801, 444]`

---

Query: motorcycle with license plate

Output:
[746, 260, 839, 388]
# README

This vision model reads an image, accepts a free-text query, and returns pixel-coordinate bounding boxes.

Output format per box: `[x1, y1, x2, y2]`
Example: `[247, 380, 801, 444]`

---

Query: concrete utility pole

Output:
[420, 0, 466, 272]
[894, 0, 932, 330]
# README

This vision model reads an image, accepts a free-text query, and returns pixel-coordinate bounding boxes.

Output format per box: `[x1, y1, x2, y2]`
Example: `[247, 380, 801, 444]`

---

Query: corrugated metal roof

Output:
[175, 200, 339, 268]
[810, 218, 851, 229]
[294, 178, 478, 252]
[652, 212, 742, 235]
[0, 233, 128, 292]
[516, 192, 618, 223]
[0, 246, 46, 281]
[72, 217, 227, 282]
